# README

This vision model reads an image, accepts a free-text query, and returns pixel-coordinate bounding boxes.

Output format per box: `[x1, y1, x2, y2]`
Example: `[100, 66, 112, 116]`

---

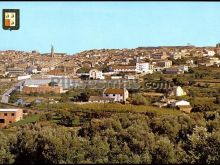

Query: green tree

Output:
[131, 94, 149, 105]
[0, 131, 15, 164]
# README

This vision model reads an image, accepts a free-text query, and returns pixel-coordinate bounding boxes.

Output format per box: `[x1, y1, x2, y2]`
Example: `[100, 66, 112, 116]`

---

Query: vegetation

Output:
[76, 66, 90, 73]
[1, 108, 220, 164]
[131, 93, 150, 105]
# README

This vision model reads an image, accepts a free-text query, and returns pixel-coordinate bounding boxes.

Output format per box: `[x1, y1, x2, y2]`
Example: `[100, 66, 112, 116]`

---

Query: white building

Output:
[169, 52, 182, 60]
[89, 69, 104, 80]
[124, 75, 138, 80]
[103, 88, 129, 102]
[179, 65, 189, 72]
[111, 66, 136, 73]
[136, 62, 152, 73]
[17, 75, 32, 81]
[111, 76, 123, 80]
[173, 86, 187, 97]
[171, 100, 190, 107]
[203, 50, 215, 57]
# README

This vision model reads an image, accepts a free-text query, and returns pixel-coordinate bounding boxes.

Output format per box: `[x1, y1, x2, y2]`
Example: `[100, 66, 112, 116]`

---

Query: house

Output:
[111, 76, 123, 80]
[0, 109, 23, 128]
[168, 86, 187, 97]
[89, 69, 104, 80]
[156, 60, 172, 68]
[26, 66, 39, 74]
[179, 65, 189, 72]
[88, 96, 114, 103]
[203, 50, 215, 57]
[153, 66, 164, 72]
[22, 84, 64, 94]
[103, 88, 129, 102]
[169, 52, 182, 60]
[209, 57, 220, 65]
[150, 52, 168, 60]
[111, 66, 136, 73]
[7, 67, 25, 76]
[171, 100, 190, 107]
[124, 74, 138, 80]
[17, 75, 32, 81]
[136, 62, 153, 74]
[164, 67, 184, 74]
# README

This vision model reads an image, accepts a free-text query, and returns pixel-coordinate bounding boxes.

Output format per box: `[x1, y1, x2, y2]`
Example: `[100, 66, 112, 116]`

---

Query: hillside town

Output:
[0, 43, 220, 127]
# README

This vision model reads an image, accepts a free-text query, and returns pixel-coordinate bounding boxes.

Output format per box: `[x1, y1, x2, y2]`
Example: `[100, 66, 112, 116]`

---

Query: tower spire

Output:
[51, 44, 54, 58]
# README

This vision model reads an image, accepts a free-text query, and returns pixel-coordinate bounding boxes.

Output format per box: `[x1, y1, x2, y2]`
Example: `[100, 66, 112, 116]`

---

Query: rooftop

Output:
[104, 88, 125, 95]
[0, 109, 22, 112]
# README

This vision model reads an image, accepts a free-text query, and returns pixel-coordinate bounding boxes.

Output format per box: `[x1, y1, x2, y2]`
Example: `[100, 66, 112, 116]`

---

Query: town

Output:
[2, 1, 220, 164]
[0, 43, 220, 127]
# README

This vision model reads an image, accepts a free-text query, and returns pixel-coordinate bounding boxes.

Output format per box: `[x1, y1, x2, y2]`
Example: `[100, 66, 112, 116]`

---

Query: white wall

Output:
[17, 75, 31, 80]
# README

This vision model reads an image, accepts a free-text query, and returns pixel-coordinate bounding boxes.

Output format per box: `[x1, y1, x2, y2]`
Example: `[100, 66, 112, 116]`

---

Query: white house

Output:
[111, 66, 136, 73]
[111, 76, 123, 80]
[171, 100, 190, 107]
[136, 62, 152, 73]
[173, 86, 187, 97]
[89, 69, 104, 80]
[203, 50, 215, 57]
[179, 65, 189, 72]
[169, 52, 182, 60]
[103, 88, 129, 102]
[17, 75, 32, 81]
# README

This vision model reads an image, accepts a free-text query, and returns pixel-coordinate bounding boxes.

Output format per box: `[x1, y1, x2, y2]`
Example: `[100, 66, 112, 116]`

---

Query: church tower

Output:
[51, 45, 54, 58]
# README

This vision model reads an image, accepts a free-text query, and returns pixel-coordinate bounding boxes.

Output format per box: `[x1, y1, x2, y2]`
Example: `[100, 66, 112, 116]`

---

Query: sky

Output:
[1, 2, 220, 54]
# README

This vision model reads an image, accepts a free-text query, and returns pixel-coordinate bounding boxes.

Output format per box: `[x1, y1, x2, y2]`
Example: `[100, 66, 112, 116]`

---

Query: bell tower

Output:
[51, 45, 54, 58]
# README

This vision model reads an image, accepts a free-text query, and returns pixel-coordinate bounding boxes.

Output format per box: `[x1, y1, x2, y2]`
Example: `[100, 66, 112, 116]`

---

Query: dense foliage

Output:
[1, 109, 220, 164]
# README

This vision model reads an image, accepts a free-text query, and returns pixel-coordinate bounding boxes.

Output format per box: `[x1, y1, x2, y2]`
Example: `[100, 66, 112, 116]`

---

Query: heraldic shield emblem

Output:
[2, 9, 20, 30]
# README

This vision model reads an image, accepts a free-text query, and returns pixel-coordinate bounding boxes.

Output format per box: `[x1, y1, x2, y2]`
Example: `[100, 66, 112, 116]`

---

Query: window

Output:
[11, 113, 15, 116]
[9, 121, 12, 123]
[106, 94, 108, 96]
[113, 94, 115, 96]
[0, 119, 5, 123]
[4, 113, 7, 116]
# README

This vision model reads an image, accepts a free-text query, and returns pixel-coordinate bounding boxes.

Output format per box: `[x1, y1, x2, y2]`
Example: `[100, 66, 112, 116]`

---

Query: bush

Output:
[131, 94, 149, 105]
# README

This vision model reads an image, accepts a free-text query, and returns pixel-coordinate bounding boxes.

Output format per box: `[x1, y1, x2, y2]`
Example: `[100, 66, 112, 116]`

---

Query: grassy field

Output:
[35, 102, 181, 116]
[10, 114, 40, 127]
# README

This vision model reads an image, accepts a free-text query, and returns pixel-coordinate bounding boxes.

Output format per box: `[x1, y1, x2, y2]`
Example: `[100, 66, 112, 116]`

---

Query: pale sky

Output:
[1, 2, 220, 54]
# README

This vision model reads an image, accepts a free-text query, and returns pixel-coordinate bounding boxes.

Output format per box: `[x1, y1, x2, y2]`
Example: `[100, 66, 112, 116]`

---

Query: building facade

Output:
[23, 84, 64, 94]
[136, 62, 152, 73]
[111, 66, 136, 73]
[0, 109, 23, 128]
[89, 69, 104, 80]
[103, 88, 129, 102]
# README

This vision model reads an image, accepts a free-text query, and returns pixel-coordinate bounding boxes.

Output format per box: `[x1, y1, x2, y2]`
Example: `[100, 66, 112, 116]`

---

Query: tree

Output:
[0, 131, 15, 164]
[151, 137, 177, 164]
[172, 77, 184, 86]
[186, 126, 220, 164]
[76, 66, 90, 73]
[131, 94, 149, 105]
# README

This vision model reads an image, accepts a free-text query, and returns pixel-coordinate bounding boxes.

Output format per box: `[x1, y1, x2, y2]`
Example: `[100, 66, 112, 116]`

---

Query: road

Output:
[1, 80, 25, 103]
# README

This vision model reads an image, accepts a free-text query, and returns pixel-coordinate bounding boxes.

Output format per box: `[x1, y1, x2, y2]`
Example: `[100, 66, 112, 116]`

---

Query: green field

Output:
[35, 102, 181, 116]
[10, 114, 40, 127]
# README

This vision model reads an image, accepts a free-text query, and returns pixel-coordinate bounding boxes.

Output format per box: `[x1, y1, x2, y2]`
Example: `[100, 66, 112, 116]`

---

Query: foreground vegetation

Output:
[1, 106, 220, 164]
